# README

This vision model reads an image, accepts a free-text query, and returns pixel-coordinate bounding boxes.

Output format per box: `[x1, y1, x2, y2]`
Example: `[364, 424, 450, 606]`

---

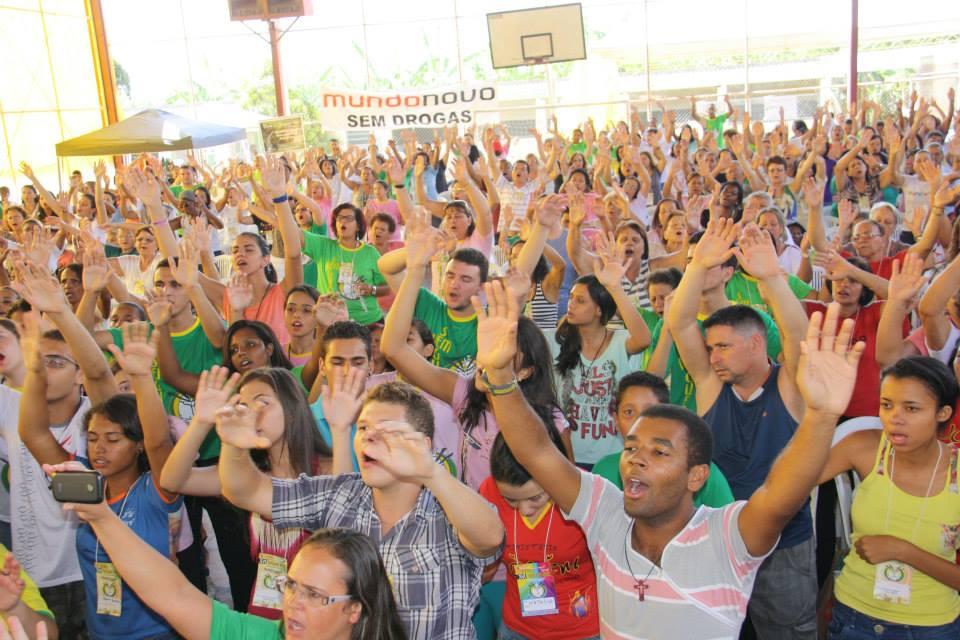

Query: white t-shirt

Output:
[545, 329, 643, 465]
[900, 174, 931, 229]
[115, 253, 161, 299]
[0, 387, 89, 587]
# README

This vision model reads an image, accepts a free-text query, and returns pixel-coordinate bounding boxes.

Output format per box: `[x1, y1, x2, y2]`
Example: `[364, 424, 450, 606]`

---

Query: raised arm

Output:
[737, 225, 807, 389]
[593, 233, 651, 354]
[738, 304, 863, 556]
[451, 157, 493, 238]
[216, 401, 274, 518]
[125, 168, 180, 261]
[260, 157, 303, 292]
[107, 323, 176, 501]
[16, 311, 69, 465]
[18, 163, 69, 222]
[169, 240, 226, 349]
[159, 367, 239, 497]
[667, 219, 738, 411]
[877, 256, 926, 368]
[379, 215, 459, 404]
[15, 260, 118, 404]
[917, 250, 958, 352]
[801, 176, 830, 252]
[565, 195, 596, 276]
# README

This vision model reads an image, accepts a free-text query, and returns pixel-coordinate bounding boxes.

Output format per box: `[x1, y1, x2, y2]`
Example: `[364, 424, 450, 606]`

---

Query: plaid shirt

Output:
[273, 473, 487, 640]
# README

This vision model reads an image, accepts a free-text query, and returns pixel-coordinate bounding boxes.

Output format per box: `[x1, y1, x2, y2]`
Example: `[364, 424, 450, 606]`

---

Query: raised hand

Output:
[170, 238, 200, 289]
[886, 254, 928, 307]
[733, 223, 782, 280]
[796, 303, 865, 416]
[106, 322, 157, 378]
[386, 157, 406, 185]
[10, 259, 69, 314]
[405, 221, 446, 269]
[691, 217, 739, 268]
[123, 167, 164, 214]
[366, 424, 435, 484]
[593, 232, 627, 289]
[81, 245, 110, 293]
[837, 198, 858, 231]
[472, 280, 520, 374]
[0, 552, 26, 614]
[259, 155, 287, 200]
[932, 180, 960, 209]
[186, 216, 212, 254]
[215, 397, 271, 450]
[144, 290, 173, 328]
[227, 273, 254, 311]
[313, 294, 348, 327]
[322, 366, 367, 432]
[534, 193, 564, 228]
[193, 366, 241, 425]
[501, 266, 532, 303]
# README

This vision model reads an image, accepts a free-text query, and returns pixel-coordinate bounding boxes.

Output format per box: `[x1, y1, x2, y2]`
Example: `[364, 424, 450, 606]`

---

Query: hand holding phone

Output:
[50, 470, 105, 504]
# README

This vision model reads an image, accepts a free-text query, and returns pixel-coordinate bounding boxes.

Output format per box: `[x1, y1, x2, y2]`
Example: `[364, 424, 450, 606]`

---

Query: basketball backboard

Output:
[487, 3, 586, 69]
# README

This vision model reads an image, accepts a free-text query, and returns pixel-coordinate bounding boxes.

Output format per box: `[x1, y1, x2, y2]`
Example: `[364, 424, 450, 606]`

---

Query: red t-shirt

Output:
[841, 249, 908, 281]
[804, 301, 907, 417]
[479, 477, 599, 640]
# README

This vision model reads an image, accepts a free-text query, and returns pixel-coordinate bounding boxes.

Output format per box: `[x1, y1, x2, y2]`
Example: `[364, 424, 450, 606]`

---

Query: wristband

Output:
[372, 285, 378, 296]
[479, 370, 518, 396]
[152, 217, 169, 227]
[393, 184, 405, 190]
[272, 194, 289, 204]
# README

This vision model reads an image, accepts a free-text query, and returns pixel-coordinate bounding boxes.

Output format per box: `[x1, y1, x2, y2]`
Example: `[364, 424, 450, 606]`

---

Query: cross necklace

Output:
[623, 523, 658, 602]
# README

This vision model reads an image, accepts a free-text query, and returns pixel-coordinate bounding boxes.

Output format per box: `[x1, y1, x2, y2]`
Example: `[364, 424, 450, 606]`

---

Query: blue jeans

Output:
[748, 536, 818, 639]
[828, 601, 960, 639]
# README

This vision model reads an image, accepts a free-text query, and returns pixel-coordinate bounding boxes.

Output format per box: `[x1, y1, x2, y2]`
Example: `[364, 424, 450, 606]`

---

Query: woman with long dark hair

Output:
[545, 263, 651, 468]
[159, 366, 332, 621]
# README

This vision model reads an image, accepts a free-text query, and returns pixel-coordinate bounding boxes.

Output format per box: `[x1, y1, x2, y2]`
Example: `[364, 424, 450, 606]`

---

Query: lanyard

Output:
[513, 504, 555, 566]
[95, 475, 141, 563]
[883, 443, 942, 544]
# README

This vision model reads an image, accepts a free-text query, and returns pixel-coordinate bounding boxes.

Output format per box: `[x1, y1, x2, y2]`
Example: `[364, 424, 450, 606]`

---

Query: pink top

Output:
[458, 231, 494, 259]
[364, 199, 403, 241]
[222, 283, 290, 346]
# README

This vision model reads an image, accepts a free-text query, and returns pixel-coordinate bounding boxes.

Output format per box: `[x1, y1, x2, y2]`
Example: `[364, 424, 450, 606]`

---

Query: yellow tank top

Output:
[835, 434, 960, 626]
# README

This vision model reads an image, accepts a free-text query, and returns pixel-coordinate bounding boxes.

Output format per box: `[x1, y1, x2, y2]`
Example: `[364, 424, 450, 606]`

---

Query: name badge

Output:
[95, 562, 122, 617]
[513, 562, 558, 617]
[873, 560, 912, 605]
[251, 553, 287, 610]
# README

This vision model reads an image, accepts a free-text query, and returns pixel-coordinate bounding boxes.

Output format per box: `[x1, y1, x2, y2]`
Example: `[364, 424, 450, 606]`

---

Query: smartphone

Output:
[51, 470, 105, 504]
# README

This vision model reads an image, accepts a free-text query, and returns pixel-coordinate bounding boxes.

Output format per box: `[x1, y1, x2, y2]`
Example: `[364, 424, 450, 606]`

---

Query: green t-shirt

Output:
[109, 318, 223, 459]
[643, 311, 783, 411]
[705, 113, 730, 147]
[592, 456, 735, 508]
[724, 271, 811, 317]
[414, 288, 477, 375]
[209, 600, 280, 640]
[638, 307, 660, 334]
[302, 232, 385, 325]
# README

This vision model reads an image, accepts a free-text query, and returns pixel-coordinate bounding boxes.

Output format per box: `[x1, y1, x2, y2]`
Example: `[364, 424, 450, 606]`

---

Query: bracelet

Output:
[272, 194, 289, 204]
[372, 285, 378, 296]
[152, 217, 169, 227]
[479, 370, 518, 396]
[393, 184, 405, 190]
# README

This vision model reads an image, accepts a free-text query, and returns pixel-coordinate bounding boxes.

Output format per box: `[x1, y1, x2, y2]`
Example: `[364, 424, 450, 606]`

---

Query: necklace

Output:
[578, 329, 610, 389]
[623, 522, 658, 602]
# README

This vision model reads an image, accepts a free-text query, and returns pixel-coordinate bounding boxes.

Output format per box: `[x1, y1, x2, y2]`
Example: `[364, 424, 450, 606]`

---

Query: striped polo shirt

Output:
[564, 470, 772, 639]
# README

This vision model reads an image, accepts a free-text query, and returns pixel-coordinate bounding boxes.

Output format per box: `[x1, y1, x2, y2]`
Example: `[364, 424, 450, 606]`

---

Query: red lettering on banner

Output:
[385, 95, 402, 107]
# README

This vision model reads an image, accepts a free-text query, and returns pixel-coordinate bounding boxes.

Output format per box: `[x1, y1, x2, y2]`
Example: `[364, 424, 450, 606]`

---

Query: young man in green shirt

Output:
[591, 372, 734, 508]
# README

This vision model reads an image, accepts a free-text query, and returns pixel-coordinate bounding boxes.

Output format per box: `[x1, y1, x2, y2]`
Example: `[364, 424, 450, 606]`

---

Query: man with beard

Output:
[668, 220, 819, 639]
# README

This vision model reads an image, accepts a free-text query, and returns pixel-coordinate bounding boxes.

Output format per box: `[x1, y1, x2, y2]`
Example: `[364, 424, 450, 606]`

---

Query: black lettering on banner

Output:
[349, 115, 386, 128]
[441, 92, 457, 105]
[347, 115, 359, 127]
[460, 89, 477, 102]
[404, 115, 418, 125]
[423, 94, 438, 107]
[460, 110, 472, 123]
[480, 87, 495, 101]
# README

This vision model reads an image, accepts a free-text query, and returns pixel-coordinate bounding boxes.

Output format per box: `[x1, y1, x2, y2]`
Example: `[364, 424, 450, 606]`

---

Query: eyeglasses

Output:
[276, 576, 352, 608]
[43, 354, 78, 369]
[851, 234, 881, 242]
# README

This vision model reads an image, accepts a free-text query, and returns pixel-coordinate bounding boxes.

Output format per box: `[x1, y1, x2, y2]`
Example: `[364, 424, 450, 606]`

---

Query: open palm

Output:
[796, 303, 864, 416]
[474, 281, 519, 372]
[215, 401, 270, 450]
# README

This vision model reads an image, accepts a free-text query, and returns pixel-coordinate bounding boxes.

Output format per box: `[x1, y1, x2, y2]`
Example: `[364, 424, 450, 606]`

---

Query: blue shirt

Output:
[76, 471, 183, 639]
[310, 397, 360, 471]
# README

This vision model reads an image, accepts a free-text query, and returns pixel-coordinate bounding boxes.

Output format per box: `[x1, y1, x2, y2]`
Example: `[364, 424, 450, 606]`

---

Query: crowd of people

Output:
[0, 89, 958, 640]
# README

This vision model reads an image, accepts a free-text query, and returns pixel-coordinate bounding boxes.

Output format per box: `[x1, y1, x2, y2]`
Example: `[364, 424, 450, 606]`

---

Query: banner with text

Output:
[317, 86, 497, 130]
